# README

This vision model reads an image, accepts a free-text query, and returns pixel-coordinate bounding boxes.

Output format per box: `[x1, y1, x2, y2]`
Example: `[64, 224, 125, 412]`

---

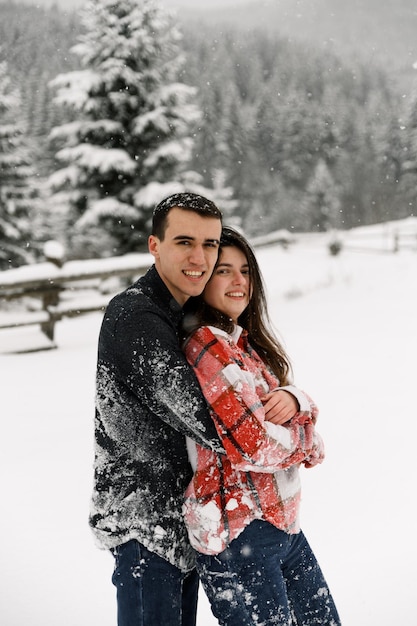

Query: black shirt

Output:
[90, 265, 222, 571]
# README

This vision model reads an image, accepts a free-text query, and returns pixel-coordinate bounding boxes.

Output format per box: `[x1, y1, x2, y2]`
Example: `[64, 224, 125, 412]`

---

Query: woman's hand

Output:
[262, 390, 299, 425]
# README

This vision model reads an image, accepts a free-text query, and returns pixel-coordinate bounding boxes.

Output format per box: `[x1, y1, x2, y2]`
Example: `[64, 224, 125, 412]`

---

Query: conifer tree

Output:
[0, 60, 36, 269]
[303, 159, 341, 232]
[48, 0, 205, 257]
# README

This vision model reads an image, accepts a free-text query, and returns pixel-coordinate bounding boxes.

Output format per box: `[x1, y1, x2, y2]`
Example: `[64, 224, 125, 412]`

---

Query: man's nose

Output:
[189, 245, 206, 265]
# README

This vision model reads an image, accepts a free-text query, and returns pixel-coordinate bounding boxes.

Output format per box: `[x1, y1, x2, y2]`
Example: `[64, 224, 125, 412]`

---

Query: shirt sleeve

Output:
[101, 297, 223, 452]
[185, 326, 324, 472]
[272, 385, 324, 466]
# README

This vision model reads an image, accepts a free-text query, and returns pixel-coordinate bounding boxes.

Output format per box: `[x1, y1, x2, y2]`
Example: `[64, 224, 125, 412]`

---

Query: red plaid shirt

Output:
[183, 325, 325, 555]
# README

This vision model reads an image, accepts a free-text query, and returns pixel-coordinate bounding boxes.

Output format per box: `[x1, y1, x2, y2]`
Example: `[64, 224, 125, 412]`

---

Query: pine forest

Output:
[1, 0, 416, 268]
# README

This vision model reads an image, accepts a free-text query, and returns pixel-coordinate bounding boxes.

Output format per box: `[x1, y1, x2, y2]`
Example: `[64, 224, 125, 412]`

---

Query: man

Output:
[90, 193, 224, 626]
[90, 192, 294, 625]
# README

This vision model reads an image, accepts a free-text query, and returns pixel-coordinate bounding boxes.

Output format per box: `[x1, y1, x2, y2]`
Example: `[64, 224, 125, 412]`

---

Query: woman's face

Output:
[203, 245, 251, 323]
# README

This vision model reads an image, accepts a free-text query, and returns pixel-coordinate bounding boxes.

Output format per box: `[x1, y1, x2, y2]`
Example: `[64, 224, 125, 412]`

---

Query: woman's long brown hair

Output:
[183, 226, 292, 385]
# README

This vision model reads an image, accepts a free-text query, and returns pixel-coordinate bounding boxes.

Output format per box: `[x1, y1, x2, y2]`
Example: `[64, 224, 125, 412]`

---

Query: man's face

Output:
[148, 207, 222, 305]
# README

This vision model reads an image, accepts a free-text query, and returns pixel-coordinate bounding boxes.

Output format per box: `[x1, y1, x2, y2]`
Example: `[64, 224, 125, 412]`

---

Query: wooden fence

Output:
[0, 253, 152, 349]
[339, 221, 417, 254]
[1, 219, 416, 351]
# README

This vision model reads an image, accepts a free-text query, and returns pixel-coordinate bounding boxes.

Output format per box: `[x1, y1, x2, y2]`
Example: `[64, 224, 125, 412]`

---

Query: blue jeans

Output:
[111, 539, 199, 626]
[196, 520, 341, 626]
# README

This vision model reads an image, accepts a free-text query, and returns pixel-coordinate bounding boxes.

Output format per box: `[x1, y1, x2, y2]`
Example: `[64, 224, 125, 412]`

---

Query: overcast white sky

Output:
[162, 0, 250, 6]
[18, 0, 254, 9]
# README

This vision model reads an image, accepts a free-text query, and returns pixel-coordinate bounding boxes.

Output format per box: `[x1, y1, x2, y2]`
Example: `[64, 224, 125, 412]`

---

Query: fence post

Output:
[39, 285, 61, 342]
[393, 231, 399, 253]
[39, 241, 66, 341]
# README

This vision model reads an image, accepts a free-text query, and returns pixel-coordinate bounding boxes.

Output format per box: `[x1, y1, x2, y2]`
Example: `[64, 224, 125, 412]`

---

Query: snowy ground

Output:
[1, 231, 416, 625]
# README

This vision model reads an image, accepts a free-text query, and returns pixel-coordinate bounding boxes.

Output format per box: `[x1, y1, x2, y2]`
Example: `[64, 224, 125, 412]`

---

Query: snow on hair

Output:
[153, 192, 222, 218]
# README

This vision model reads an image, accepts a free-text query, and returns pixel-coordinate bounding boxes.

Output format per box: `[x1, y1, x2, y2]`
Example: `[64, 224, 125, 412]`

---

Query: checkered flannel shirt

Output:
[183, 325, 325, 555]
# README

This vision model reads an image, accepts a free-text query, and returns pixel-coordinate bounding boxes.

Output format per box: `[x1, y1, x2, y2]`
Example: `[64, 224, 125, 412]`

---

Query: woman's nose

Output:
[232, 271, 244, 284]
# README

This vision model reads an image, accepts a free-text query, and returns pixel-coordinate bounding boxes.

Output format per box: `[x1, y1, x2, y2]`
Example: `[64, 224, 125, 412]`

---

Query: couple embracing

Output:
[90, 193, 341, 626]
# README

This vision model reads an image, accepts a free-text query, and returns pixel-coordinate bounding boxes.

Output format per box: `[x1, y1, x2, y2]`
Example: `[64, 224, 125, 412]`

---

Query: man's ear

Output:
[148, 235, 159, 259]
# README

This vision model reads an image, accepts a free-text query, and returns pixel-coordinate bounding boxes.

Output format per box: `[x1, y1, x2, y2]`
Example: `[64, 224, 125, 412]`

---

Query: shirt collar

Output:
[208, 324, 244, 344]
[141, 264, 183, 320]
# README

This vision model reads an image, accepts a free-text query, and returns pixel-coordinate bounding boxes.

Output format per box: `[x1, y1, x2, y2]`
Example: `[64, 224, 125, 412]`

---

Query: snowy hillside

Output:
[1, 228, 416, 625]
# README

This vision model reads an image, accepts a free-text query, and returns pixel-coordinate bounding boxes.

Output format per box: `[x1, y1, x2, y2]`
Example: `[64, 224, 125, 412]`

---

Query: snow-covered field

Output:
[1, 229, 416, 625]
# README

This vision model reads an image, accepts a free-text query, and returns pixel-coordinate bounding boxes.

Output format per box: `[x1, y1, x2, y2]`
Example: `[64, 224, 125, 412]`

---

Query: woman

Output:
[182, 227, 341, 626]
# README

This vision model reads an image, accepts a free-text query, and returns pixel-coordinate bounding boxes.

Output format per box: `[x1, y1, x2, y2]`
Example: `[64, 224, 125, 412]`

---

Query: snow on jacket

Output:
[89, 265, 223, 572]
[183, 325, 324, 555]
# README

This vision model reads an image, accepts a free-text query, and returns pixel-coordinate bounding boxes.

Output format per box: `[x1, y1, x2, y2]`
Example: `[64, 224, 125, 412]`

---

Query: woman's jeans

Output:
[196, 520, 341, 626]
[111, 539, 199, 626]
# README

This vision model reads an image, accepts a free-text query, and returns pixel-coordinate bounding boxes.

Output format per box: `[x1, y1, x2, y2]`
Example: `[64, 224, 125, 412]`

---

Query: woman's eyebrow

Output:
[216, 262, 249, 269]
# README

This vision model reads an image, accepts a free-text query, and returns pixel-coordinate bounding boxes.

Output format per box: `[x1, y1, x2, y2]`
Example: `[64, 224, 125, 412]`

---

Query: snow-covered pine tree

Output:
[0, 59, 37, 270]
[48, 0, 210, 258]
[303, 159, 341, 232]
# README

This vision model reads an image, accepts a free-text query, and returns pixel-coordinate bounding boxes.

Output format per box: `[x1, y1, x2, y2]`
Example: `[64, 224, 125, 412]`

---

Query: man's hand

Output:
[262, 389, 299, 425]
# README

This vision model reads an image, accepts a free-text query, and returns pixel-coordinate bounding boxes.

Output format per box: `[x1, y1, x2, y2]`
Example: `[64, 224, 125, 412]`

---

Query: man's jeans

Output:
[195, 520, 341, 626]
[111, 539, 199, 626]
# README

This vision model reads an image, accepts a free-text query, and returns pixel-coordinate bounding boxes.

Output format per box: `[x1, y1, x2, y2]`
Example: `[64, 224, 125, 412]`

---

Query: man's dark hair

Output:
[152, 192, 223, 240]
